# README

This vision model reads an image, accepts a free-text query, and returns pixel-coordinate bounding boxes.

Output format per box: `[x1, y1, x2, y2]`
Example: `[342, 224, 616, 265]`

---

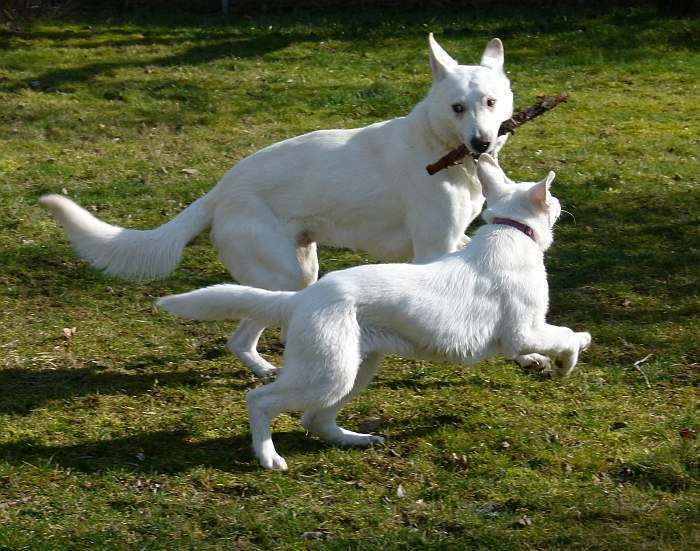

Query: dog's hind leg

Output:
[227, 320, 275, 377]
[246, 348, 362, 470]
[281, 236, 318, 345]
[301, 352, 385, 447]
[246, 381, 300, 470]
[211, 208, 317, 377]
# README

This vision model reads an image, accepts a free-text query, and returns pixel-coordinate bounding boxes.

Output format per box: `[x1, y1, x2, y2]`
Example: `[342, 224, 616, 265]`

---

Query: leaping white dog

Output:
[157, 155, 592, 470]
[40, 35, 514, 377]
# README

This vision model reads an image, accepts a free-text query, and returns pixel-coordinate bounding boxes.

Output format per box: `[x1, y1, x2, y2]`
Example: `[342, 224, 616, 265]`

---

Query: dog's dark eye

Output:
[452, 103, 464, 114]
[487, 98, 496, 107]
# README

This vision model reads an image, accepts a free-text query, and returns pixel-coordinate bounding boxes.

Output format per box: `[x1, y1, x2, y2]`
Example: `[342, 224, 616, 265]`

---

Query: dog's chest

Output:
[443, 164, 484, 224]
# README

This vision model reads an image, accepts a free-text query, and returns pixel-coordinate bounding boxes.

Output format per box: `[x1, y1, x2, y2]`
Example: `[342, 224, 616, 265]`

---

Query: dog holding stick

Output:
[41, 35, 513, 377]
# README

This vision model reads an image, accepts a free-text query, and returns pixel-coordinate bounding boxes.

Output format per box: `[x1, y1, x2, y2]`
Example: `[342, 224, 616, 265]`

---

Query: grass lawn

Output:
[0, 3, 698, 549]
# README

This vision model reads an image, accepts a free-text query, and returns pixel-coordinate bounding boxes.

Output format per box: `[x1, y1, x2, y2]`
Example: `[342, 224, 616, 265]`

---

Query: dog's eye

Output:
[487, 98, 496, 108]
[452, 103, 464, 114]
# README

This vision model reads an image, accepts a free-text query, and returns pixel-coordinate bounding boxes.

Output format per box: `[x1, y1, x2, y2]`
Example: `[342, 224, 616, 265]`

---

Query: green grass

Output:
[1, 4, 699, 549]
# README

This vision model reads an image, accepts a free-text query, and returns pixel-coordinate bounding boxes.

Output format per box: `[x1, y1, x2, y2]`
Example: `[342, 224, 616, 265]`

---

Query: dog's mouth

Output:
[466, 143, 494, 160]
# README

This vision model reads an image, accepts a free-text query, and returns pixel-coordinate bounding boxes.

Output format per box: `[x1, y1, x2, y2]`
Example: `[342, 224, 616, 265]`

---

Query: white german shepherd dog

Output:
[157, 155, 592, 470]
[40, 35, 514, 377]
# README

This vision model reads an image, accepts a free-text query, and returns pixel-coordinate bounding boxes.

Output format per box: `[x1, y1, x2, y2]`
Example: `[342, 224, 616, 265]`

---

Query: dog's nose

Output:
[470, 137, 491, 154]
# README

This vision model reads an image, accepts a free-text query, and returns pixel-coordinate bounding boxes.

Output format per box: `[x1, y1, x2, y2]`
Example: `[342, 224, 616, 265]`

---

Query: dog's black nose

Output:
[470, 137, 491, 154]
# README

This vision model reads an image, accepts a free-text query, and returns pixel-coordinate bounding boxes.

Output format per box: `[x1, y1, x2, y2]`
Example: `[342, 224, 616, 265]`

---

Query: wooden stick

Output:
[426, 93, 569, 175]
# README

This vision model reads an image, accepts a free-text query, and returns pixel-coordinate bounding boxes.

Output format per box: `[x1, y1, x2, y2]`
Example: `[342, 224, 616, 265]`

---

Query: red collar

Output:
[491, 217, 535, 241]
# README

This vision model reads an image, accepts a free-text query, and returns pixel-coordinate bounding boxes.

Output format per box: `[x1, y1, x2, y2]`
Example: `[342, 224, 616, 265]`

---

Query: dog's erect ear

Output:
[480, 38, 504, 72]
[429, 33, 457, 82]
[530, 171, 555, 209]
[477, 154, 509, 199]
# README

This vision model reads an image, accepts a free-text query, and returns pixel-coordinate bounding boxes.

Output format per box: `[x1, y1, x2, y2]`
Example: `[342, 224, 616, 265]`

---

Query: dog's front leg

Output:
[408, 215, 462, 263]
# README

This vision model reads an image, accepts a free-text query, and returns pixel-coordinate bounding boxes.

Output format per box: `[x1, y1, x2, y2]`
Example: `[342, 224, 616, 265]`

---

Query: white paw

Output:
[252, 364, 280, 378]
[259, 451, 288, 471]
[515, 353, 553, 374]
[577, 332, 592, 351]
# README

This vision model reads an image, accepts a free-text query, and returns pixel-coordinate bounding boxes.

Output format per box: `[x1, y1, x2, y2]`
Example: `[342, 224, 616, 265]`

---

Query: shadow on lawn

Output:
[0, 243, 229, 300]
[2, 5, 695, 93]
[0, 363, 254, 416]
[11, 34, 300, 92]
[0, 428, 327, 474]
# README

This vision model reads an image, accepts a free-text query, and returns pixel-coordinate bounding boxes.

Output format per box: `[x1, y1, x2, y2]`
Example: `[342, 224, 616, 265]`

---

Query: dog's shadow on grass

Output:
[0, 428, 327, 474]
[0, 362, 254, 416]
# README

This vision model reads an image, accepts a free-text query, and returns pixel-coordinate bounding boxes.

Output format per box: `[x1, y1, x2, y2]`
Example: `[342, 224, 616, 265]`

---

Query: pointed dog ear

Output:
[477, 154, 509, 199]
[429, 33, 457, 82]
[530, 171, 555, 209]
[480, 38, 504, 72]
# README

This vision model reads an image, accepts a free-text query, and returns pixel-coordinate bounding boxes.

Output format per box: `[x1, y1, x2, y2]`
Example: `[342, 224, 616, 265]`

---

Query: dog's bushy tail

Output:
[39, 192, 214, 281]
[157, 284, 296, 326]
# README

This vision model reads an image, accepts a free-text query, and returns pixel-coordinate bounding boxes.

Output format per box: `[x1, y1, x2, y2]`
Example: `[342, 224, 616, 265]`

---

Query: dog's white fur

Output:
[39, 35, 513, 377]
[157, 155, 592, 470]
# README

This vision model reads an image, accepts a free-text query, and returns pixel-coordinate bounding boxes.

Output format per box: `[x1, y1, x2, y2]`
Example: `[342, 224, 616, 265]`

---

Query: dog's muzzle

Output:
[469, 137, 491, 157]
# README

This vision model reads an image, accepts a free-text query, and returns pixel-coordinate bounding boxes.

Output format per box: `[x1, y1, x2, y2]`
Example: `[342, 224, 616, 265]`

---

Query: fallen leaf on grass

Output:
[302, 530, 332, 540]
[181, 168, 198, 175]
[680, 428, 697, 440]
[62, 327, 77, 339]
[396, 484, 407, 498]
[610, 421, 628, 430]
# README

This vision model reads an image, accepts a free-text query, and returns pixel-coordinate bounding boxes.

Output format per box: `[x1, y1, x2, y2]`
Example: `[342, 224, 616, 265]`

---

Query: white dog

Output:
[40, 35, 514, 377]
[157, 155, 592, 470]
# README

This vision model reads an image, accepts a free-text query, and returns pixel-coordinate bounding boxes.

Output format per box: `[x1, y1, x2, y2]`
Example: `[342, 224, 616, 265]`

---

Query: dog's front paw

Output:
[515, 353, 552, 375]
